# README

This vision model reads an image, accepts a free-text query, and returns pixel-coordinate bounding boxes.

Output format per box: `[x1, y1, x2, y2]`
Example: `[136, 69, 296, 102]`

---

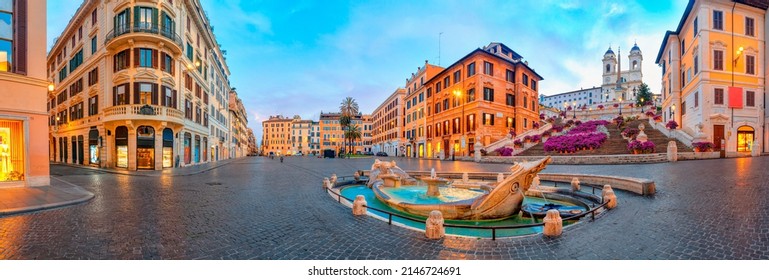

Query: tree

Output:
[345, 124, 362, 156]
[635, 83, 653, 107]
[339, 97, 359, 157]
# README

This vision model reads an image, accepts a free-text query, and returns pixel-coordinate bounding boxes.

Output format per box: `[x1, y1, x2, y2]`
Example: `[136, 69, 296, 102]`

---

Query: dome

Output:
[630, 43, 641, 53]
[604, 47, 615, 57]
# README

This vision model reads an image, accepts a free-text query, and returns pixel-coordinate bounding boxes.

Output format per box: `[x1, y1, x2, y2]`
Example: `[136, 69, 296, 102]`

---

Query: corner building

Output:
[47, 0, 233, 170]
[0, 0, 50, 187]
[425, 42, 543, 158]
[656, 0, 768, 155]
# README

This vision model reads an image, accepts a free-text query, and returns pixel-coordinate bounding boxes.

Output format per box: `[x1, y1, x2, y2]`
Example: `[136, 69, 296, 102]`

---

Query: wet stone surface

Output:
[1, 156, 768, 259]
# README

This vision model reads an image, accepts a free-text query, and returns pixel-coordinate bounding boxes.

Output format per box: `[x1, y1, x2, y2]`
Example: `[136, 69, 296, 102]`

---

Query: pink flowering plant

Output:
[666, 120, 678, 130]
[627, 140, 656, 154]
[540, 113, 546, 120]
[513, 139, 523, 147]
[597, 105, 605, 110]
[509, 129, 516, 138]
[543, 120, 610, 153]
[533, 122, 540, 129]
[645, 110, 656, 117]
[692, 142, 715, 152]
[622, 128, 639, 139]
[495, 147, 514, 156]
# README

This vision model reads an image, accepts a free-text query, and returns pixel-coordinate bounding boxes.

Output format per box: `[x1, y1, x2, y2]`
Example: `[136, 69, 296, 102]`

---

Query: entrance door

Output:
[71, 136, 77, 164]
[737, 126, 755, 152]
[77, 135, 84, 165]
[713, 125, 724, 151]
[443, 139, 450, 158]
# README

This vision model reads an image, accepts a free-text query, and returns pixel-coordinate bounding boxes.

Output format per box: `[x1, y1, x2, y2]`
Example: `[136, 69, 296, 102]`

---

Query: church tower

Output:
[601, 47, 617, 102]
[627, 43, 644, 98]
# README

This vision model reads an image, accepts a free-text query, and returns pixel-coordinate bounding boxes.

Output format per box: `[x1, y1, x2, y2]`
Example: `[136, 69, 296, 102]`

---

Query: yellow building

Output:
[403, 61, 444, 158]
[48, 0, 234, 170]
[319, 112, 366, 155]
[290, 119, 313, 155]
[656, 0, 767, 156]
[371, 88, 406, 156]
[261, 115, 296, 156]
[0, 0, 50, 187]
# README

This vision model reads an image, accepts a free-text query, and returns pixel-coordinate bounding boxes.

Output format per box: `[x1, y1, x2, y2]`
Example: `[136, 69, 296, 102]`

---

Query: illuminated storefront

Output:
[162, 128, 173, 168]
[0, 119, 24, 182]
[115, 126, 128, 168]
[184, 132, 191, 164]
[88, 128, 99, 165]
[136, 126, 155, 170]
[737, 126, 755, 152]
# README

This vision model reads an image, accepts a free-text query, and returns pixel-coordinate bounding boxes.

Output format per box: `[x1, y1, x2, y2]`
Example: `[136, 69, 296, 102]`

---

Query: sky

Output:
[47, 0, 689, 141]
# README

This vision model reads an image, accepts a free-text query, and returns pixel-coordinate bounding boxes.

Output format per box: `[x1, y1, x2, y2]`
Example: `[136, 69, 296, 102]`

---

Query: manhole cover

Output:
[206, 182, 223, 186]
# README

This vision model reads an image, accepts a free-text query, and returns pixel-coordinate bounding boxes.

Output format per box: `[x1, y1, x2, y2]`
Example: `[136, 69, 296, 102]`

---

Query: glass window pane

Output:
[0, 0, 12, 13]
[0, 39, 10, 71]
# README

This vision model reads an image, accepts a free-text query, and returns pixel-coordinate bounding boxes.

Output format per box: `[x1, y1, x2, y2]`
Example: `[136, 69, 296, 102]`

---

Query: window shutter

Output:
[94, 96, 99, 114]
[152, 49, 158, 69]
[172, 90, 177, 109]
[134, 48, 140, 67]
[161, 86, 167, 106]
[14, 0, 28, 75]
[152, 8, 159, 30]
[133, 83, 140, 104]
[151, 83, 159, 105]
[133, 6, 140, 28]
[160, 52, 166, 71]
[171, 56, 175, 75]
[161, 11, 167, 31]
[113, 86, 117, 106]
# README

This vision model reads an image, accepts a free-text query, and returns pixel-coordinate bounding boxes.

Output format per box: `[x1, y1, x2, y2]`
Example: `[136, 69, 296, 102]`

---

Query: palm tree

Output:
[339, 97, 359, 156]
[345, 124, 362, 155]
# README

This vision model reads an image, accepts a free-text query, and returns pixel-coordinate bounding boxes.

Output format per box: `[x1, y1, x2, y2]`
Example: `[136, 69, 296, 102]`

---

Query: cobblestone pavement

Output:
[1, 156, 768, 259]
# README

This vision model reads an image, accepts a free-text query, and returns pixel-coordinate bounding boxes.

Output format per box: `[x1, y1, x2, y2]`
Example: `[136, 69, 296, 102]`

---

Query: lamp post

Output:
[454, 89, 464, 156]
[619, 98, 623, 115]
[572, 102, 576, 119]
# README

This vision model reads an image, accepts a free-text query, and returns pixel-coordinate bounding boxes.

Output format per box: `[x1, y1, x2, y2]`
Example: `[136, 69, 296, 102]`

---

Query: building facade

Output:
[310, 121, 320, 155]
[246, 127, 256, 155]
[371, 88, 406, 156]
[403, 61, 443, 158]
[228, 89, 248, 158]
[656, 0, 767, 155]
[540, 87, 602, 110]
[602, 44, 644, 102]
[425, 42, 543, 159]
[319, 112, 366, 154]
[261, 115, 295, 156]
[47, 0, 235, 171]
[290, 119, 312, 155]
[1, 0, 50, 187]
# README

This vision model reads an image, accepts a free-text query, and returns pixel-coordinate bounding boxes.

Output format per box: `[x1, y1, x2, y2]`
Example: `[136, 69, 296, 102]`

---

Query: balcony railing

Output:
[105, 23, 184, 49]
[103, 104, 185, 122]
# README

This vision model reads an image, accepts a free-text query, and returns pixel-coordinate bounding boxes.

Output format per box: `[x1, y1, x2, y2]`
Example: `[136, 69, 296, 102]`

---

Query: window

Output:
[746, 17, 755, 36]
[466, 88, 475, 102]
[483, 87, 494, 102]
[443, 76, 450, 88]
[531, 80, 537, 91]
[524, 118, 528, 128]
[747, 91, 755, 107]
[0, 1, 12, 71]
[88, 96, 98, 116]
[714, 88, 724, 105]
[506, 94, 515, 106]
[466, 114, 475, 131]
[506, 69, 515, 83]
[70, 102, 84, 121]
[443, 99, 449, 111]
[681, 39, 685, 55]
[69, 49, 83, 72]
[114, 84, 129, 105]
[713, 50, 723, 71]
[436, 81, 442, 92]
[523, 95, 528, 108]
[694, 55, 698, 74]
[115, 8, 130, 34]
[91, 9, 97, 25]
[453, 95, 460, 107]
[483, 113, 494, 126]
[693, 17, 698, 38]
[69, 78, 83, 96]
[713, 10, 723, 30]
[186, 43, 194, 61]
[136, 7, 156, 30]
[746, 55, 755, 75]
[523, 74, 529, 86]
[114, 49, 130, 72]
[91, 36, 97, 54]
[138, 83, 152, 104]
[483, 61, 493, 76]
[161, 52, 174, 74]
[453, 70, 461, 84]
[506, 117, 514, 128]
[58, 67, 68, 82]
[453, 118, 460, 134]
[694, 92, 698, 107]
[139, 48, 153, 68]
[162, 12, 175, 36]
[467, 62, 476, 77]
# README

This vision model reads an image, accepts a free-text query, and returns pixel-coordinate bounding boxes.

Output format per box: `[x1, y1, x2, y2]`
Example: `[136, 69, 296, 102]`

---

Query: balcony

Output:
[103, 104, 185, 123]
[105, 24, 184, 54]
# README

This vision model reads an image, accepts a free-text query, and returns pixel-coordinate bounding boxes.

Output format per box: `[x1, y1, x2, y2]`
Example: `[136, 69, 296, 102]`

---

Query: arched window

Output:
[737, 126, 755, 152]
[632, 60, 638, 70]
[606, 64, 611, 73]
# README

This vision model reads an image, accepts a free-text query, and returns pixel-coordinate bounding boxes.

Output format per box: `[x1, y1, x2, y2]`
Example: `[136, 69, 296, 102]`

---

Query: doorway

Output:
[136, 126, 155, 170]
[737, 126, 754, 152]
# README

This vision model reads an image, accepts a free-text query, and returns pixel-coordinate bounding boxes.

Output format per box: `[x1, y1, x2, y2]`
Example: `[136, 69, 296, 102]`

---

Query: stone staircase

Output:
[516, 119, 691, 156]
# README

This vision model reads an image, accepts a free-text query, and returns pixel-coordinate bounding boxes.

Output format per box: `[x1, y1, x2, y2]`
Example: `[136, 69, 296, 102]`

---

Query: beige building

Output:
[371, 88, 406, 156]
[1, 0, 50, 187]
[262, 115, 297, 156]
[47, 0, 233, 170]
[290, 119, 312, 155]
[246, 127, 256, 155]
[228, 89, 248, 158]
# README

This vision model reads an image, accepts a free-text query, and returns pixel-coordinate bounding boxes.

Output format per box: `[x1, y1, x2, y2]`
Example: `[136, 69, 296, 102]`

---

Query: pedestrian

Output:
[280, 156, 284, 163]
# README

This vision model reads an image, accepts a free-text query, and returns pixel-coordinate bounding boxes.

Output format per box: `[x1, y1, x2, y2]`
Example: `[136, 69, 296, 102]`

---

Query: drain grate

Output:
[205, 182, 223, 186]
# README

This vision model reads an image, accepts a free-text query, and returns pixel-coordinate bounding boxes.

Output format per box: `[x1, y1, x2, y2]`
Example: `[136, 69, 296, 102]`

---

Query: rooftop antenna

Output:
[438, 32, 443, 66]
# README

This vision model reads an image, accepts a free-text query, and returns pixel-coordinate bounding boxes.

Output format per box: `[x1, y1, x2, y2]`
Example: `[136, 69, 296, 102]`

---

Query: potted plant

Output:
[627, 140, 656, 154]
[513, 139, 523, 148]
[495, 147, 514, 156]
[530, 135, 541, 143]
[523, 135, 532, 143]
[621, 128, 639, 140]
[653, 115, 662, 122]
[533, 122, 540, 129]
[645, 111, 655, 117]
[692, 142, 715, 152]
[597, 105, 605, 110]
[539, 113, 546, 120]
[666, 120, 679, 130]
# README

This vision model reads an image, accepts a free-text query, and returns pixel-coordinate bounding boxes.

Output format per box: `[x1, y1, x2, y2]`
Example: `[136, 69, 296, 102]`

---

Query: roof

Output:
[605, 47, 615, 56]
[656, 0, 769, 64]
[424, 45, 544, 86]
[541, 86, 601, 99]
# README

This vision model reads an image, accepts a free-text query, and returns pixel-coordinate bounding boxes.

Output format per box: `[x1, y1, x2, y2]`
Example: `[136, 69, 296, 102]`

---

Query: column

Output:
[128, 129, 137, 171]
[154, 126, 164, 170]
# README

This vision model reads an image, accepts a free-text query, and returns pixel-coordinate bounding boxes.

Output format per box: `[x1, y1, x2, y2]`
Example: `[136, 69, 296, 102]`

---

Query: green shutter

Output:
[133, 7, 140, 28]
[152, 8, 158, 30]
[161, 11, 167, 32]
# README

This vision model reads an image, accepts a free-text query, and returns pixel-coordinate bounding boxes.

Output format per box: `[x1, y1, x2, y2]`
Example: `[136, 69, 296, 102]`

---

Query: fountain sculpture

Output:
[367, 157, 553, 220]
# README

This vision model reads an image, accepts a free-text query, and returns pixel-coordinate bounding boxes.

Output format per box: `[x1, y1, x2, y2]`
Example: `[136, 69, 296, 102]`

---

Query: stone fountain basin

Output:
[372, 183, 520, 220]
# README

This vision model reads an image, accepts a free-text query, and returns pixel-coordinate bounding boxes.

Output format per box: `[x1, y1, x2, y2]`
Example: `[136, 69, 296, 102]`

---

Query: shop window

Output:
[0, 120, 24, 181]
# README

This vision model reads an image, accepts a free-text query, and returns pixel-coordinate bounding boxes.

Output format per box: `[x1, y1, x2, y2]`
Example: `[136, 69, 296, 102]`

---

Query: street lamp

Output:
[572, 102, 576, 119]
[619, 98, 623, 115]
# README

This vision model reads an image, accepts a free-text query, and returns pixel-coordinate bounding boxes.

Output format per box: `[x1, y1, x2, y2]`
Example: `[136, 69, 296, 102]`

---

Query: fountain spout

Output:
[430, 168, 436, 179]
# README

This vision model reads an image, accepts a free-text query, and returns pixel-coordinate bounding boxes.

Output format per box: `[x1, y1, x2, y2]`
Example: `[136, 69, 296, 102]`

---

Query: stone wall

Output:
[538, 173, 655, 196]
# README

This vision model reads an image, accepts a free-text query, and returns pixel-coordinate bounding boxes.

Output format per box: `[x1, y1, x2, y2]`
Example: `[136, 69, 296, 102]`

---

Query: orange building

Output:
[425, 42, 543, 159]
[319, 112, 367, 155]
[403, 61, 444, 158]
[0, 0, 50, 187]
[371, 88, 406, 156]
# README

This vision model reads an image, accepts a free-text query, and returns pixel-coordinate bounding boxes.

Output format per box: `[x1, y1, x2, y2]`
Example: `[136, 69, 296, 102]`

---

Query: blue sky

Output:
[47, 0, 688, 140]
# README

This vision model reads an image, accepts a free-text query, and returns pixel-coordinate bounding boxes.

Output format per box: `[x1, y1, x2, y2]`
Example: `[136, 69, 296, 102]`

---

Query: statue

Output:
[531, 175, 541, 189]
[352, 195, 367, 215]
[425, 210, 445, 239]
[636, 123, 648, 143]
[330, 174, 338, 186]
[462, 172, 469, 183]
[543, 210, 563, 237]
[322, 178, 331, 189]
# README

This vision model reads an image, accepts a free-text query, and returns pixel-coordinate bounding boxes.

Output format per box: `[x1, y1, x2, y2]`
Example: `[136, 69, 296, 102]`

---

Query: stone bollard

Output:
[667, 141, 678, 162]
[425, 210, 445, 239]
[602, 185, 617, 209]
[497, 173, 505, 183]
[543, 209, 563, 237]
[322, 178, 331, 189]
[330, 174, 338, 185]
[571, 177, 580, 192]
[352, 195, 367, 215]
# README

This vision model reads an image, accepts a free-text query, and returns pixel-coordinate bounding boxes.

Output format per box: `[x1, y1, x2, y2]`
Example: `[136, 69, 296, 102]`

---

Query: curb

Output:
[51, 157, 245, 177]
[0, 193, 95, 216]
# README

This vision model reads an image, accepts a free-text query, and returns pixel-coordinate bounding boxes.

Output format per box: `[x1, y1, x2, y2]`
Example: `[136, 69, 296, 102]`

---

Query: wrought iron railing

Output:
[105, 23, 184, 48]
